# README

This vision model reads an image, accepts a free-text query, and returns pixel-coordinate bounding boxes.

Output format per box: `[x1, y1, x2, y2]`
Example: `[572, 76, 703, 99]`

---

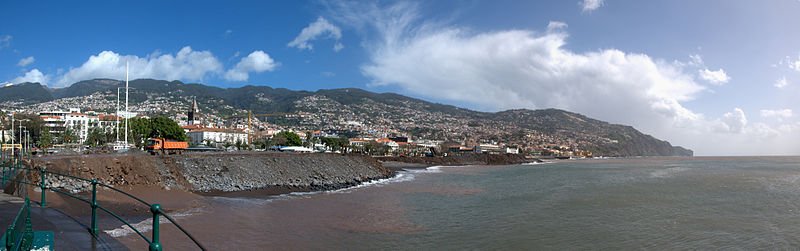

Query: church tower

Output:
[188, 98, 199, 125]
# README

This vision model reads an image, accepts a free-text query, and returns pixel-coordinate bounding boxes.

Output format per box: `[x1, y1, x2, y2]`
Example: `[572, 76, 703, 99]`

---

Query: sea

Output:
[120, 157, 800, 250]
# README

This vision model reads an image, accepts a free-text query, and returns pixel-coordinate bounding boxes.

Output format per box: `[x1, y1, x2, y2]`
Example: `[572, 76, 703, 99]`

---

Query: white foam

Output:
[105, 207, 202, 238]
[521, 161, 552, 166]
[211, 195, 276, 205]
[282, 166, 448, 197]
[650, 167, 689, 178]
[405, 165, 444, 173]
[216, 167, 441, 204]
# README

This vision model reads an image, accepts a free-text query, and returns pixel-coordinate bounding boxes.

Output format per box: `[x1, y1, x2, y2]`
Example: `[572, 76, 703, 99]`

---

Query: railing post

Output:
[5, 225, 12, 250]
[90, 179, 98, 236]
[149, 204, 162, 251]
[39, 167, 46, 208]
[23, 198, 33, 248]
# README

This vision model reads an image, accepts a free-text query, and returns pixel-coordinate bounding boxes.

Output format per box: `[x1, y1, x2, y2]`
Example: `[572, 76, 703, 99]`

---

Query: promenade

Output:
[0, 191, 128, 251]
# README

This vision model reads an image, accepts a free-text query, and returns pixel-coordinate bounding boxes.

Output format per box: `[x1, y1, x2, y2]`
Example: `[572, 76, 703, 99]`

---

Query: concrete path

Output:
[1, 191, 129, 251]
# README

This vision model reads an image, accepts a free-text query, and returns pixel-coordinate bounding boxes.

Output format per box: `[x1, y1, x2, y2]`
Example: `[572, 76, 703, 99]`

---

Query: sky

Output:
[2, 0, 800, 156]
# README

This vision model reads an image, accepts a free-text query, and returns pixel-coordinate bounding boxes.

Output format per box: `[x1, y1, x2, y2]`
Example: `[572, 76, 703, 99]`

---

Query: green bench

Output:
[0, 198, 54, 251]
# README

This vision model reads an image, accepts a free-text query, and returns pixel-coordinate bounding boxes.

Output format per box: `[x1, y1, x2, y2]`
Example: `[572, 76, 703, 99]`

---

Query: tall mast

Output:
[116, 87, 120, 143]
[124, 61, 129, 148]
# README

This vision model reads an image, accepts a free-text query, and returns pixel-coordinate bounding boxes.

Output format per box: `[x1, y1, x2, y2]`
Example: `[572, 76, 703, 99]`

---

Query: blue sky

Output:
[2, 0, 800, 155]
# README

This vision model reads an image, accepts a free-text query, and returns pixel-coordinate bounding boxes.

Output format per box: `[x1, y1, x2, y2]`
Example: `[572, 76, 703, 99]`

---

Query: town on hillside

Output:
[0, 97, 593, 158]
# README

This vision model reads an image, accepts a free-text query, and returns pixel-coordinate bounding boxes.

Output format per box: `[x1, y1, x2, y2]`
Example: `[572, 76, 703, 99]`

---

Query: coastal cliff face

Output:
[490, 109, 694, 157]
[32, 152, 393, 194]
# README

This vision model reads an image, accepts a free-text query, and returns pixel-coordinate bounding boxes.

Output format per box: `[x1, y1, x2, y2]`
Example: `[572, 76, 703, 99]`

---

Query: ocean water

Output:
[136, 157, 800, 250]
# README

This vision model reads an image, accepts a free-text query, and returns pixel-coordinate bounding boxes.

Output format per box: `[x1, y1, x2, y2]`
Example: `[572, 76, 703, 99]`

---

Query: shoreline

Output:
[6, 152, 548, 216]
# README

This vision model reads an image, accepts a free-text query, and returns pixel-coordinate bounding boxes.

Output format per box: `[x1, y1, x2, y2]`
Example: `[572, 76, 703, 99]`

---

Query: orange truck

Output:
[146, 138, 188, 155]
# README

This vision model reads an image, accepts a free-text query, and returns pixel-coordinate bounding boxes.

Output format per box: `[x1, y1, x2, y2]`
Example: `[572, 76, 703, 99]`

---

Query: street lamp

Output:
[19, 125, 26, 159]
[24, 129, 29, 158]
[9, 112, 13, 163]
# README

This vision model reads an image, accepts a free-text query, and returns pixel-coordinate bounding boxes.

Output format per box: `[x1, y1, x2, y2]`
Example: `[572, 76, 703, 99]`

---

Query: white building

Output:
[39, 108, 99, 143]
[187, 128, 248, 145]
[505, 147, 520, 154]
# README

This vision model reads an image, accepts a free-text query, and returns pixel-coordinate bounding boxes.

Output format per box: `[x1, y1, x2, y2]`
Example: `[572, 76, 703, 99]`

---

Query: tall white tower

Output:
[124, 61, 129, 149]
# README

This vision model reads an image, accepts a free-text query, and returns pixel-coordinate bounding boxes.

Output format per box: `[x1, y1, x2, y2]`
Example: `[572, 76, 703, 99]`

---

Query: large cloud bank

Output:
[6, 46, 277, 87]
[329, 2, 800, 155]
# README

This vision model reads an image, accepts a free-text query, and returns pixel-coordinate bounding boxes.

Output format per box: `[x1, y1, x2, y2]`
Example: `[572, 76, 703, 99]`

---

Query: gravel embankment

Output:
[174, 152, 393, 192]
[27, 152, 393, 194]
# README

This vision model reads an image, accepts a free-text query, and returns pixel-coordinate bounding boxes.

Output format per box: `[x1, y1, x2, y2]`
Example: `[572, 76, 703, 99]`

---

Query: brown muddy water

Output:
[112, 157, 800, 250]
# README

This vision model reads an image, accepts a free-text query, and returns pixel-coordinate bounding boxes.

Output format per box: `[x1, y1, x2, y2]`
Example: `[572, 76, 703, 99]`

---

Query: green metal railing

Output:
[3, 163, 207, 251]
[1, 198, 34, 251]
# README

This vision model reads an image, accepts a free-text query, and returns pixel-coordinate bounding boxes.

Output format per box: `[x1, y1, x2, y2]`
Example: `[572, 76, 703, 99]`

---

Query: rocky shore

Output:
[175, 152, 392, 193]
[27, 152, 393, 195]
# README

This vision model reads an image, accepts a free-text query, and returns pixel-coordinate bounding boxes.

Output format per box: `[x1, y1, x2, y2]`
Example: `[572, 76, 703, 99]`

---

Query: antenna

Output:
[124, 61, 129, 149]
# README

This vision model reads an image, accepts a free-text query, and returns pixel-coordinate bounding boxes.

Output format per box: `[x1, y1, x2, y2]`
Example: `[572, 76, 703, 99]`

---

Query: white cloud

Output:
[777, 55, 800, 72]
[761, 109, 793, 120]
[56, 46, 223, 87]
[718, 108, 747, 133]
[698, 68, 730, 85]
[0, 35, 11, 49]
[580, 0, 604, 12]
[288, 17, 344, 52]
[224, 51, 278, 81]
[355, 4, 704, 133]
[688, 54, 704, 66]
[328, 2, 800, 155]
[547, 21, 568, 32]
[17, 56, 35, 67]
[775, 76, 788, 88]
[10, 69, 49, 85]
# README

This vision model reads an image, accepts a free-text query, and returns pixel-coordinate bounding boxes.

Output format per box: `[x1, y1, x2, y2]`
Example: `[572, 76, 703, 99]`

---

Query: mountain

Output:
[489, 109, 693, 156]
[0, 82, 54, 104]
[0, 79, 692, 156]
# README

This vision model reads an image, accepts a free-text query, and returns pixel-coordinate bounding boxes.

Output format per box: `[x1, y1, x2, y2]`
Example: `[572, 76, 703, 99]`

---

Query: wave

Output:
[649, 167, 689, 178]
[285, 165, 447, 196]
[521, 161, 552, 166]
[404, 165, 444, 173]
[105, 207, 203, 238]
[210, 195, 277, 205]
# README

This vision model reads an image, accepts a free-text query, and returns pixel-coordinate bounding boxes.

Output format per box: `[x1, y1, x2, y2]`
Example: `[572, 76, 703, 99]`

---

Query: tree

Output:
[320, 136, 349, 152]
[123, 117, 187, 148]
[126, 117, 151, 148]
[235, 139, 243, 150]
[272, 131, 302, 146]
[364, 141, 389, 156]
[4, 113, 46, 146]
[61, 128, 78, 144]
[149, 116, 187, 141]
[84, 127, 106, 147]
[38, 127, 53, 149]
